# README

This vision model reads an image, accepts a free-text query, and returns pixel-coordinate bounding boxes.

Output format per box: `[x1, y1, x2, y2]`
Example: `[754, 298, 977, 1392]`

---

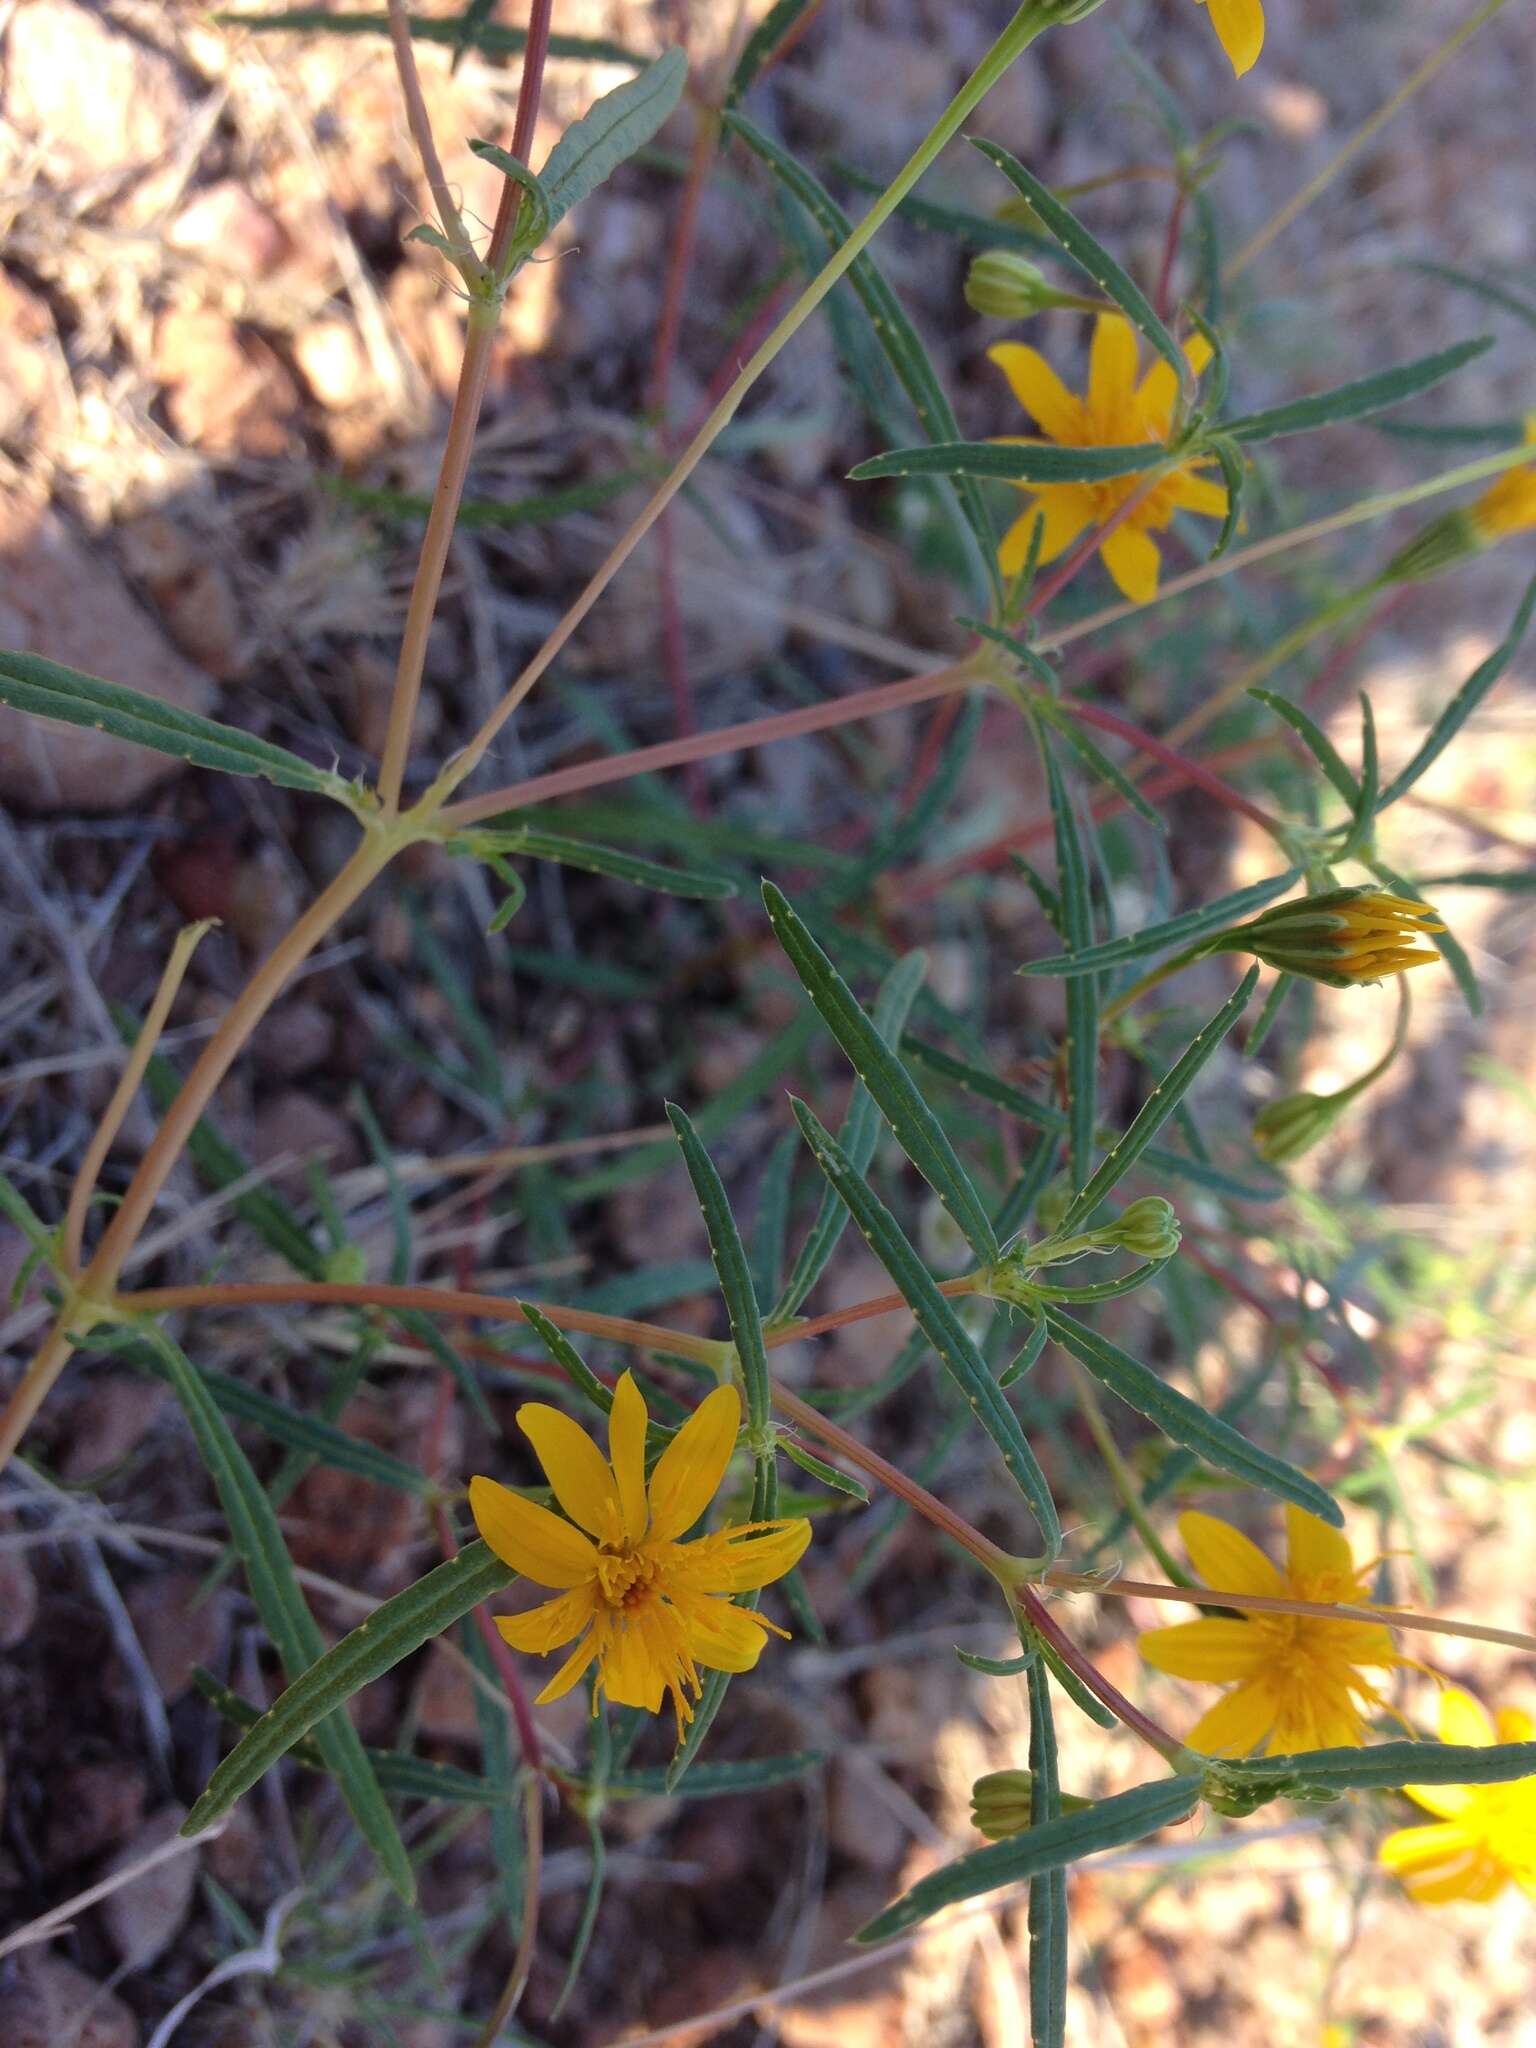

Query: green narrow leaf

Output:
[331, 468, 653, 531]
[764, 883, 998, 1263]
[1249, 688, 1359, 807]
[751, 1129, 799, 1314]
[1404, 259, 1536, 330]
[607, 1750, 824, 1798]
[848, 440, 1167, 484]
[466, 140, 551, 255]
[551, 1817, 607, 2019]
[1027, 1660, 1067, 2048]
[666, 1105, 770, 1434]
[1059, 968, 1259, 1231]
[1244, 971, 1294, 1057]
[1208, 1738, 1536, 1798]
[1044, 1307, 1340, 1524]
[184, 1542, 515, 1835]
[1206, 434, 1246, 560]
[131, 1326, 415, 1900]
[726, 0, 818, 103]
[956, 1646, 1035, 1677]
[1338, 693, 1378, 861]
[781, 1437, 871, 1503]
[902, 1035, 1284, 1205]
[726, 111, 999, 602]
[789, 1097, 1060, 1556]
[518, 1301, 613, 1417]
[1225, 337, 1493, 444]
[0, 650, 351, 799]
[486, 825, 737, 899]
[999, 1314, 1048, 1388]
[212, 8, 647, 65]
[1378, 571, 1536, 808]
[1042, 741, 1098, 1187]
[856, 1776, 1202, 1943]
[1043, 706, 1166, 833]
[771, 950, 929, 1323]
[539, 49, 688, 230]
[971, 139, 1188, 393]
[1017, 870, 1300, 977]
[1416, 867, 1536, 893]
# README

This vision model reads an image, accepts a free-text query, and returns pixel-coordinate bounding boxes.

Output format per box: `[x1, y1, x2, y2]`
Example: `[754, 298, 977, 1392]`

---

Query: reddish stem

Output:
[1153, 185, 1188, 321]
[1013, 1583, 1185, 1763]
[1063, 699, 1285, 833]
[1024, 473, 1163, 620]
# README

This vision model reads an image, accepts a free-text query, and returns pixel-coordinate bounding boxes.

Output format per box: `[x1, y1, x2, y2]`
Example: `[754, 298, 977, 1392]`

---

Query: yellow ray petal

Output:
[998, 489, 1095, 576]
[517, 1403, 617, 1538]
[469, 1474, 598, 1588]
[1178, 1510, 1284, 1597]
[1495, 1707, 1536, 1745]
[1403, 1780, 1476, 1821]
[646, 1382, 742, 1542]
[1201, 0, 1265, 78]
[986, 342, 1084, 443]
[496, 1585, 595, 1654]
[608, 1370, 650, 1544]
[1168, 470, 1230, 519]
[534, 1629, 600, 1705]
[602, 1612, 669, 1712]
[1099, 523, 1163, 604]
[1186, 1680, 1275, 1757]
[1284, 1504, 1356, 1584]
[1379, 1819, 1473, 1876]
[1088, 314, 1139, 434]
[1438, 1686, 1496, 1747]
[1139, 1617, 1265, 1681]
[680, 1593, 772, 1674]
[675, 1516, 812, 1593]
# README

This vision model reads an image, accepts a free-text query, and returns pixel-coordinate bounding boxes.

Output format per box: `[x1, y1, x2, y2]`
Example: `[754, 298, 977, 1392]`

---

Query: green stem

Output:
[1064, 1358, 1190, 1586]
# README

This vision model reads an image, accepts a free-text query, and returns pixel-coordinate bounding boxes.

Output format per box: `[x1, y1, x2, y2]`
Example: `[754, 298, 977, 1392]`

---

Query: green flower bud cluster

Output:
[986, 1197, 1180, 1304]
[971, 1769, 1093, 1840]
[1107, 1196, 1182, 1260]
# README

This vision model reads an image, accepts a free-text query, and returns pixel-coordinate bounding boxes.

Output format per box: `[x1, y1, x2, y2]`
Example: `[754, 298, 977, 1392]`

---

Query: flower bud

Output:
[1103, 1196, 1181, 1260]
[1213, 887, 1444, 988]
[1377, 508, 1482, 586]
[971, 1769, 1035, 1839]
[964, 250, 1058, 319]
[1251, 1091, 1347, 1165]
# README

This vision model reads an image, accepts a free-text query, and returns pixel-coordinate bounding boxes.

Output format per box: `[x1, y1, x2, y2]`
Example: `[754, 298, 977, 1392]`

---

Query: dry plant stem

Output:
[386, 0, 470, 251]
[432, 0, 1066, 803]
[1225, 0, 1513, 283]
[61, 919, 215, 1273]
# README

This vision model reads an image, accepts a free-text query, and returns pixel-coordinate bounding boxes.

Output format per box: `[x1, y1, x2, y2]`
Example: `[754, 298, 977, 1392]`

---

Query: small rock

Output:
[0, 1951, 139, 2048]
[0, 496, 217, 811]
[124, 1569, 227, 1702]
[295, 318, 369, 410]
[0, 1547, 39, 1650]
[60, 1377, 166, 1479]
[6, 0, 185, 182]
[119, 511, 244, 678]
[249, 1089, 358, 1190]
[46, 1762, 148, 1870]
[100, 1804, 197, 1970]
[252, 999, 335, 1079]
[155, 306, 300, 458]
[167, 181, 291, 276]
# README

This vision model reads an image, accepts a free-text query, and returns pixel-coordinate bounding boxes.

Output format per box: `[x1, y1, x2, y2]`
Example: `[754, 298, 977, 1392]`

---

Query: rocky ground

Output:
[1, 1, 1533, 2043]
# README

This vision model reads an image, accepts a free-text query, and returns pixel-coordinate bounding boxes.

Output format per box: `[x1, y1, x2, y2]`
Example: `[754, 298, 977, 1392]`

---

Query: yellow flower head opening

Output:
[1139, 1506, 1411, 1756]
[1379, 1688, 1536, 1905]
[1470, 414, 1536, 543]
[1193, 0, 1265, 78]
[987, 314, 1227, 604]
[1228, 887, 1446, 987]
[470, 1373, 811, 1734]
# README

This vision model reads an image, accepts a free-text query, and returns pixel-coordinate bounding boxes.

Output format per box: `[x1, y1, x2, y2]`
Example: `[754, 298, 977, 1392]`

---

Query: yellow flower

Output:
[1217, 886, 1445, 987]
[1193, 0, 1265, 77]
[470, 1373, 810, 1733]
[1139, 1507, 1408, 1755]
[1470, 414, 1536, 542]
[987, 314, 1227, 604]
[1379, 1688, 1536, 1905]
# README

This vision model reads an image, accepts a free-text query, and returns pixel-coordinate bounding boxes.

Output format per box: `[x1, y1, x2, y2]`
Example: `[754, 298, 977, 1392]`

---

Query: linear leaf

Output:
[1058, 967, 1259, 1232]
[726, 0, 817, 103]
[132, 1326, 415, 1899]
[1225, 337, 1493, 444]
[765, 883, 997, 1262]
[727, 112, 999, 602]
[1044, 706, 1166, 832]
[1379, 571, 1536, 808]
[491, 825, 737, 898]
[999, 1314, 1048, 1388]
[539, 49, 688, 230]
[848, 440, 1167, 484]
[607, 1750, 825, 1798]
[1339, 692, 1378, 861]
[902, 1036, 1283, 1204]
[856, 1776, 1202, 1942]
[751, 1129, 798, 1313]
[518, 1302, 613, 1417]
[1249, 688, 1359, 806]
[1209, 1739, 1536, 1798]
[212, 8, 647, 65]
[772, 950, 929, 1323]
[1027, 1660, 1067, 2048]
[330, 467, 652, 530]
[790, 1098, 1059, 1555]
[1044, 1308, 1341, 1524]
[781, 1437, 871, 1503]
[184, 1542, 515, 1835]
[666, 1104, 769, 1432]
[971, 140, 1187, 393]
[0, 649, 351, 799]
[1017, 870, 1300, 977]
[1417, 866, 1536, 892]
[1043, 741, 1097, 1187]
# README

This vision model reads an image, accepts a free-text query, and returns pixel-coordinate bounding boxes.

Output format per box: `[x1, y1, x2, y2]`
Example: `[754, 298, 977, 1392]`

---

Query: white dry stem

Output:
[145, 1889, 304, 2048]
[0, 1820, 228, 1961]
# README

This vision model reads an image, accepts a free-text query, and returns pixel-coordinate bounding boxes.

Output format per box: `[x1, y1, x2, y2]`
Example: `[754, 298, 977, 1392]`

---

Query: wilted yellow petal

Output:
[646, 1382, 742, 1542]
[469, 1475, 597, 1588]
[534, 1631, 600, 1705]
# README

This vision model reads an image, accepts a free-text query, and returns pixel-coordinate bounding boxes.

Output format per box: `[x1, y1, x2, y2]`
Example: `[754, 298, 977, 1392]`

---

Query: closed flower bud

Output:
[1213, 887, 1444, 987]
[1251, 1091, 1347, 1165]
[964, 250, 1058, 319]
[1378, 508, 1482, 586]
[1105, 1196, 1181, 1259]
[971, 1769, 1035, 1839]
